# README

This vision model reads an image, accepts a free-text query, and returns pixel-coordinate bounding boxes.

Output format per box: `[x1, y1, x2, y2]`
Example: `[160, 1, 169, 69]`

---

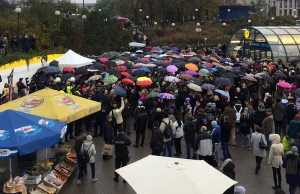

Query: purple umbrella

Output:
[185, 70, 198, 76]
[170, 47, 179, 51]
[166, 65, 178, 73]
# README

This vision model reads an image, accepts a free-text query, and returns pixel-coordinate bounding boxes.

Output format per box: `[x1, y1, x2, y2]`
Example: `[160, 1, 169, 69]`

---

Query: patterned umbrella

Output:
[201, 83, 215, 90]
[113, 86, 127, 97]
[88, 75, 101, 81]
[158, 93, 176, 100]
[166, 65, 178, 73]
[164, 76, 180, 82]
[103, 75, 118, 84]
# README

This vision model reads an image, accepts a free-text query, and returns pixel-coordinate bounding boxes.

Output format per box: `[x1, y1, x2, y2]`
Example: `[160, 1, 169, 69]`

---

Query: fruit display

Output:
[58, 145, 72, 154]
[59, 160, 76, 172]
[32, 159, 55, 174]
[50, 170, 67, 182]
[38, 182, 56, 194]
[30, 186, 48, 194]
[54, 166, 71, 177]
[66, 153, 76, 159]
[44, 174, 63, 189]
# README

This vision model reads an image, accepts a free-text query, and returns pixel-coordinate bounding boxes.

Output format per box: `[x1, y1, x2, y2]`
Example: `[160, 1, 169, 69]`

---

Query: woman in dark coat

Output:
[221, 158, 236, 194]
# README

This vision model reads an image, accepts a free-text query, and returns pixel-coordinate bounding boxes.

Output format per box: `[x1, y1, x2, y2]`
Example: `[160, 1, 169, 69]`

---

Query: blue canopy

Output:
[0, 110, 67, 158]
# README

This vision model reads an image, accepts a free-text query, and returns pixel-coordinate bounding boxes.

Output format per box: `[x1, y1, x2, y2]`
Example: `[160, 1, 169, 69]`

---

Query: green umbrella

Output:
[103, 75, 118, 84]
[101, 51, 120, 60]
[147, 91, 159, 98]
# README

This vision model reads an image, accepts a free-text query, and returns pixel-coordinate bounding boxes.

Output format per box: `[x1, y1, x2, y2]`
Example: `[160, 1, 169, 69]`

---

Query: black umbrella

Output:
[291, 75, 300, 85]
[261, 74, 274, 84]
[106, 69, 119, 75]
[154, 60, 164, 66]
[133, 69, 146, 77]
[124, 62, 134, 69]
[38, 74, 49, 84]
[217, 66, 227, 73]
[273, 72, 287, 79]
[75, 66, 88, 75]
[241, 66, 253, 73]
[166, 85, 177, 92]
[118, 56, 129, 61]
[188, 57, 201, 63]
[188, 77, 202, 86]
[125, 76, 137, 82]
[104, 61, 117, 68]
[129, 56, 139, 61]
[222, 72, 237, 79]
[135, 59, 147, 64]
[215, 77, 234, 86]
[92, 63, 105, 72]
[49, 60, 59, 67]
[156, 67, 166, 74]
[61, 73, 75, 82]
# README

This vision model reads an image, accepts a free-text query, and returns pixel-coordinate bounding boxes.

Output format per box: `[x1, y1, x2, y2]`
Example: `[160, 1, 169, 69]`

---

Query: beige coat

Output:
[109, 100, 125, 124]
[268, 134, 284, 168]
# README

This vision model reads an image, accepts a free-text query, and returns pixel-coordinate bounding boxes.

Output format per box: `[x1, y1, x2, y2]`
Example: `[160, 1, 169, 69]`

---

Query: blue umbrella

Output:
[0, 110, 67, 157]
[220, 58, 232, 63]
[113, 86, 127, 97]
[37, 66, 60, 74]
[140, 67, 151, 73]
[170, 47, 179, 51]
[150, 54, 159, 58]
[211, 68, 218, 72]
[215, 89, 230, 99]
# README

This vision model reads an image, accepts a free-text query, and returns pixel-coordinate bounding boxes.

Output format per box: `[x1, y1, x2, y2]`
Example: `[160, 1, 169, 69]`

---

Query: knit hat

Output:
[211, 120, 217, 128]
[234, 186, 246, 194]
[86, 135, 93, 141]
[291, 146, 298, 153]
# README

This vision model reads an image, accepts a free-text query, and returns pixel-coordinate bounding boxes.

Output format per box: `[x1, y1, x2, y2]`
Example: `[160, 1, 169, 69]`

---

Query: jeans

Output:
[123, 117, 131, 133]
[242, 134, 251, 147]
[186, 141, 195, 159]
[162, 140, 172, 157]
[173, 137, 182, 155]
[272, 167, 281, 187]
[214, 143, 221, 165]
[77, 163, 87, 180]
[255, 156, 263, 171]
[265, 134, 271, 150]
[221, 141, 231, 160]
[115, 155, 128, 179]
[275, 121, 283, 135]
[89, 163, 95, 178]
[289, 185, 297, 194]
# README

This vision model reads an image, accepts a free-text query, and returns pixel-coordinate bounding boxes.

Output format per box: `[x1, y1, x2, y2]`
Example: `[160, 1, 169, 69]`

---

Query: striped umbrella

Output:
[158, 93, 176, 100]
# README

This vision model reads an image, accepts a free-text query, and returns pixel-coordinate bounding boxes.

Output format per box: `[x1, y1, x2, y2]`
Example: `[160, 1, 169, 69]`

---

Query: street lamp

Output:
[260, 8, 264, 18]
[248, 19, 251, 23]
[171, 23, 175, 39]
[15, 7, 21, 52]
[294, 15, 297, 19]
[146, 15, 149, 26]
[195, 8, 198, 22]
[55, 10, 60, 46]
[222, 22, 226, 26]
[204, 38, 207, 48]
[271, 17, 275, 20]
[227, 9, 230, 12]
[154, 21, 157, 29]
[196, 23, 201, 46]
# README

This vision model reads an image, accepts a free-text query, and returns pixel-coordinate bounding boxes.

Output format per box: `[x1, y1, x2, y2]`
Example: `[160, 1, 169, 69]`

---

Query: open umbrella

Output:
[158, 93, 175, 100]
[115, 65, 127, 72]
[147, 91, 159, 98]
[101, 51, 120, 59]
[166, 65, 178, 73]
[274, 72, 287, 79]
[215, 89, 230, 99]
[121, 78, 135, 85]
[136, 80, 153, 86]
[75, 66, 88, 75]
[93, 63, 105, 71]
[37, 66, 60, 74]
[164, 76, 180, 83]
[113, 86, 127, 97]
[143, 63, 157, 68]
[222, 72, 237, 79]
[121, 72, 131, 77]
[87, 66, 99, 72]
[125, 76, 137, 82]
[187, 83, 202, 92]
[215, 77, 234, 86]
[185, 70, 198, 76]
[104, 61, 117, 68]
[242, 75, 257, 82]
[179, 74, 193, 80]
[188, 57, 201, 63]
[88, 75, 101, 81]
[100, 57, 109, 63]
[140, 67, 151, 73]
[260, 74, 274, 84]
[137, 77, 151, 82]
[116, 155, 237, 194]
[188, 78, 202, 86]
[201, 83, 215, 90]
[103, 75, 118, 84]
[277, 81, 292, 88]
[133, 70, 146, 77]
[217, 66, 227, 73]
[63, 67, 75, 73]
[61, 73, 75, 82]
[198, 69, 209, 76]
[185, 63, 198, 71]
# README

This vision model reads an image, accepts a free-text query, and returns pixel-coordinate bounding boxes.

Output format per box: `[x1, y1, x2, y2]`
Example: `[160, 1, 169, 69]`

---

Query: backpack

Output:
[234, 106, 242, 123]
[80, 143, 93, 164]
[162, 120, 173, 139]
[286, 158, 298, 175]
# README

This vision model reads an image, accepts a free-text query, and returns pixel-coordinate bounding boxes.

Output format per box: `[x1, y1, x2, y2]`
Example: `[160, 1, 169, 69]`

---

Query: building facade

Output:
[267, 0, 299, 16]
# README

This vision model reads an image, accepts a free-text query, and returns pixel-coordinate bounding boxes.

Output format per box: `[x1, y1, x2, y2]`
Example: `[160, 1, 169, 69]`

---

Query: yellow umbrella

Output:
[0, 88, 101, 123]
[137, 77, 151, 82]
[185, 63, 198, 71]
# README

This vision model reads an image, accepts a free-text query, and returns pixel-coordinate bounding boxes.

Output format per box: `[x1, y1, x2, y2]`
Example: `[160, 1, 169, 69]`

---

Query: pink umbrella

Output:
[203, 62, 213, 68]
[100, 58, 108, 63]
[166, 65, 178, 73]
[185, 70, 198, 76]
[277, 81, 292, 88]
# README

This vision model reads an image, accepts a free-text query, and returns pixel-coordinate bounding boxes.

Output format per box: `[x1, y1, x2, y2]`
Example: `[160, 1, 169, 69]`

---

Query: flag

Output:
[7, 68, 14, 101]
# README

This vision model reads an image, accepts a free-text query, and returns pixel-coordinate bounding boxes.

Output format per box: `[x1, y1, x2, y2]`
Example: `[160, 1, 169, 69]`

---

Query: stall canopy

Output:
[0, 88, 101, 123]
[55, 49, 95, 69]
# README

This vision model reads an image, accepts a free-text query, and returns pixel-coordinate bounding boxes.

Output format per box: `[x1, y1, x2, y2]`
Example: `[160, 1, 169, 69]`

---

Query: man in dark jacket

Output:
[221, 116, 232, 160]
[150, 121, 164, 156]
[133, 107, 148, 148]
[223, 101, 237, 147]
[285, 97, 298, 133]
[122, 98, 133, 135]
[16, 78, 26, 97]
[103, 115, 114, 159]
[272, 98, 285, 135]
[262, 108, 275, 149]
[113, 128, 131, 183]
[94, 92, 110, 137]
[184, 116, 197, 159]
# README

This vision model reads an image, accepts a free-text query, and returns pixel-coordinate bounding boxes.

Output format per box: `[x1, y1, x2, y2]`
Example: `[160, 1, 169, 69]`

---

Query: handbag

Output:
[102, 144, 114, 156]
[259, 134, 267, 149]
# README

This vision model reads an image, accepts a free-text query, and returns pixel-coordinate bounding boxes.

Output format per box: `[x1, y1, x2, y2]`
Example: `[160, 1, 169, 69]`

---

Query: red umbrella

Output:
[136, 80, 153, 86]
[203, 62, 213, 68]
[140, 57, 149, 62]
[100, 58, 108, 63]
[121, 72, 131, 77]
[122, 79, 135, 85]
[63, 67, 75, 73]
[115, 65, 127, 72]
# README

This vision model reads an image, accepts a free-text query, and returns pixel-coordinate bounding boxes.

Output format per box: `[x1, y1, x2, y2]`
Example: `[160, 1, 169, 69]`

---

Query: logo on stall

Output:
[0, 130, 10, 141]
[244, 30, 250, 39]
[14, 125, 42, 137]
[54, 96, 80, 110]
[38, 119, 55, 127]
[21, 96, 44, 108]
[60, 126, 67, 138]
[0, 149, 18, 157]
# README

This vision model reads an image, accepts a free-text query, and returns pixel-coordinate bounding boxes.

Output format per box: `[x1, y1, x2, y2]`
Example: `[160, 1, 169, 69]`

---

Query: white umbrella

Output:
[164, 76, 180, 82]
[116, 155, 237, 194]
[129, 42, 146, 48]
[143, 64, 157, 68]
[187, 83, 202, 92]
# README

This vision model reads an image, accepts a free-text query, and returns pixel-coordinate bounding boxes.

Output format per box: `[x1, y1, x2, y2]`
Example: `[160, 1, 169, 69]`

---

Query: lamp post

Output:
[248, 19, 251, 23]
[15, 7, 21, 52]
[55, 10, 60, 47]
[294, 15, 297, 25]
[260, 8, 263, 18]
[271, 17, 275, 20]
[139, 9, 142, 26]
[146, 15, 149, 27]
[227, 9, 230, 19]
[196, 23, 201, 46]
[195, 8, 198, 22]
[171, 23, 175, 40]
[58, 0, 61, 11]
[222, 22, 226, 26]
[154, 21, 157, 29]
[82, 14, 87, 29]
[204, 37, 207, 48]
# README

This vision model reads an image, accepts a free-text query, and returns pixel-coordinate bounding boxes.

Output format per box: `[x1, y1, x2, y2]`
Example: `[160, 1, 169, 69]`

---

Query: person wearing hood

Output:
[272, 98, 285, 135]
[254, 103, 266, 128]
[251, 126, 267, 174]
[262, 108, 275, 149]
[79, 135, 97, 184]
[223, 101, 237, 148]
[282, 146, 300, 194]
[211, 120, 221, 165]
[183, 115, 197, 159]
[268, 134, 284, 190]
[288, 114, 300, 144]
[221, 158, 235, 194]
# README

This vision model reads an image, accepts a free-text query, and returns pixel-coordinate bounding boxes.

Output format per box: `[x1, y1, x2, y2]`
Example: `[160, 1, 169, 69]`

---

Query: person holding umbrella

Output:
[109, 97, 125, 135]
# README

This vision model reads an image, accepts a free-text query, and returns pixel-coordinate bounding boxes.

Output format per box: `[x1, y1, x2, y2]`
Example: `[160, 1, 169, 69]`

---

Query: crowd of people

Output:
[1, 45, 300, 194]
